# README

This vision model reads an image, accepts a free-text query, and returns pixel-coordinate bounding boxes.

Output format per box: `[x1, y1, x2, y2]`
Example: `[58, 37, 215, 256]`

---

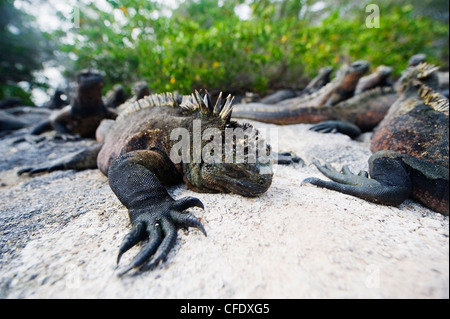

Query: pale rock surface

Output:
[0, 121, 448, 299]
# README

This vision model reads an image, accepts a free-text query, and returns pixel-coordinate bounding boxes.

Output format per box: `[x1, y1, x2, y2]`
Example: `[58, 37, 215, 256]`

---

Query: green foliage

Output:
[56, 0, 449, 95]
[0, 83, 33, 105]
[0, 0, 53, 101]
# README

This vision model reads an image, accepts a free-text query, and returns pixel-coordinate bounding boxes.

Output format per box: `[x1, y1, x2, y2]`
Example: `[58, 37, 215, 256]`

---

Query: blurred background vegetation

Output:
[1, 0, 449, 104]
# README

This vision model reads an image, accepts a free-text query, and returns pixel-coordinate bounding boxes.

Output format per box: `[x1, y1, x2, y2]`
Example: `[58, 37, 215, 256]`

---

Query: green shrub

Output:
[58, 1, 448, 95]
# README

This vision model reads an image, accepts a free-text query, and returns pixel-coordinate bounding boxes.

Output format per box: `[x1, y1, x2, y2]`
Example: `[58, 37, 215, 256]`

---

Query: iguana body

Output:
[31, 69, 117, 138]
[19, 91, 274, 274]
[304, 63, 449, 215]
[258, 66, 333, 105]
[232, 61, 396, 132]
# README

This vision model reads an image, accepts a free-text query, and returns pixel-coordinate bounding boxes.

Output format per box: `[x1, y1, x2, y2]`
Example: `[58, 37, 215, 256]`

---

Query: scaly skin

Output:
[304, 63, 449, 215]
[19, 90, 274, 275]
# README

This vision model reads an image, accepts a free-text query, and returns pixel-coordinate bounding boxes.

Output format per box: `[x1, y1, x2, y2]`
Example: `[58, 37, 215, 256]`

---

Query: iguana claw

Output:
[116, 196, 206, 276]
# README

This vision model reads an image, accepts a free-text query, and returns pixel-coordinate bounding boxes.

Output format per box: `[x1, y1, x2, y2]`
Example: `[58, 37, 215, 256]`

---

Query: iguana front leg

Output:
[17, 143, 102, 175]
[303, 152, 413, 207]
[108, 149, 206, 276]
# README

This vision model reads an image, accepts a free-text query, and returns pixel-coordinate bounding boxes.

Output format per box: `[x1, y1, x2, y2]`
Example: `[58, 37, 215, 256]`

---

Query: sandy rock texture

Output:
[0, 120, 448, 299]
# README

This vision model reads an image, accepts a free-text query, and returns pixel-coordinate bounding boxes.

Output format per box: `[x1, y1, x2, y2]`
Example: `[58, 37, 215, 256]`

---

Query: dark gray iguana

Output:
[232, 61, 398, 136]
[258, 66, 333, 105]
[18, 90, 274, 275]
[115, 81, 151, 113]
[304, 63, 449, 215]
[43, 89, 69, 110]
[300, 66, 334, 96]
[105, 84, 127, 109]
[31, 69, 118, 139]
[354, 65, 392, 94]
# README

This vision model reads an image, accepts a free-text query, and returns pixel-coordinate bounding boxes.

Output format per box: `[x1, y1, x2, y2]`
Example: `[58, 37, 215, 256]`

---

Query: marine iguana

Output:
[31, 69, 117, 138]
[116, 81, 150, 113]
[132, 81, 150, 100]
[309, 54, 445, 138]
[105, 84, 127, 109]
[18, 90, 274, 275]
[257, 66, 333, 105]
[232, 61, 396, 133]
[43, 89, 69, 110]
[300, 66, 333, 96]
[355, 65, 392, 94]
[303, 63, 449, 215]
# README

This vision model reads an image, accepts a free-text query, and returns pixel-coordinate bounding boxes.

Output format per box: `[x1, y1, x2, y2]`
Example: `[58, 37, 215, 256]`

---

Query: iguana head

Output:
[190, 148, 273, 197]
[181, 91, 274, 197]
[375, 65, 393, 77]
[346, 60, 370, 77]
[132, 81, 150, 100]
[408, 53, 427, 67]
[396, 62, 440, 94]
[77, 69, 104, 88]
[76, 69, 105, 107]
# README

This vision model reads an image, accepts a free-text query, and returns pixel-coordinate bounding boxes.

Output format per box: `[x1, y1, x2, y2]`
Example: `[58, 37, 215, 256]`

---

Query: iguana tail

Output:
[232, 102, 332, 125]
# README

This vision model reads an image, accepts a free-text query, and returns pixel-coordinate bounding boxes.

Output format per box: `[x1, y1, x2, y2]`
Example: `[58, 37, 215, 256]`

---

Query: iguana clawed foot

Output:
[303, 158, 412, 207]
[304, 160, 375, 187]
[309, 120, 361, 139]
[276, 152, 305, 166]
[117, 196, 206, 276]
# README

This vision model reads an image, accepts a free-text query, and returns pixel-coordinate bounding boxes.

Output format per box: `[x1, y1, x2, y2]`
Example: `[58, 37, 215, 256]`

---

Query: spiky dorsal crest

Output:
[403, 62, 448, 116]
[117, 92, 181, 121]
[416, 63, 440, 79]
[180, 90, 235, 123]
[117, 90, 235, 123]
[418, 84, 449, 116]
[397, 62, 440, 94]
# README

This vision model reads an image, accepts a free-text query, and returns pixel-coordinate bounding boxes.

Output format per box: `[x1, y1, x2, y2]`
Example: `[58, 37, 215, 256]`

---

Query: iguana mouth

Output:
[184, 160, 273, 197]
[208, 172, 273, 197]
[213, 163, 273, 196]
